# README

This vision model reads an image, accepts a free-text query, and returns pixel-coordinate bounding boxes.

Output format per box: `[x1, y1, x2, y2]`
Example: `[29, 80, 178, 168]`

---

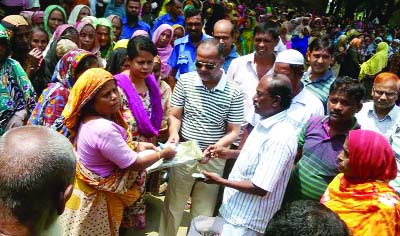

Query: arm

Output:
[214, 122, 241, 147]
[167, 106, 183, 144]
[130, 146, 176, 171]
[202, 171, 267, 196]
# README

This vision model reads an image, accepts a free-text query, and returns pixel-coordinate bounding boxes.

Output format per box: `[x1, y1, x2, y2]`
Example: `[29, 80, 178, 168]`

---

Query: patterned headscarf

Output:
[43, 5, 67, 37]
[348, 130, 397, 181]
[51, 49, 97, 88]
[62, 68, 127, 139]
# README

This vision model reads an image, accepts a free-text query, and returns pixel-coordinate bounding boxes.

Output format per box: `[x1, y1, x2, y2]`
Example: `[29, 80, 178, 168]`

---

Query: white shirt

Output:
[355, 102, 400, 139]
[274, 38, 287, 54]
[227, 53, 275, 119]
[219, 110, 297, 233]
[247, 87, 324, 134]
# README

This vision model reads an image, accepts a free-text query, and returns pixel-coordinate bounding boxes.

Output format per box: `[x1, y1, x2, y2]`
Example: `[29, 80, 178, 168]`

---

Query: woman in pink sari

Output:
[152, 24, 174, 81]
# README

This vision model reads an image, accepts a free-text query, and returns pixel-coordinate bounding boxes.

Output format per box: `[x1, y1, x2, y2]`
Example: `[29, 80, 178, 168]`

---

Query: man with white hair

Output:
[249, 49, 324, 132]
[0, 126, 76, 236]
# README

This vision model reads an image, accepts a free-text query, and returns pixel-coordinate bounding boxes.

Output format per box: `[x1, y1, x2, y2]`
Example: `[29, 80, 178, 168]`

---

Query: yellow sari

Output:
[321, 174, 400, 236]
[58, 68, 143, 235]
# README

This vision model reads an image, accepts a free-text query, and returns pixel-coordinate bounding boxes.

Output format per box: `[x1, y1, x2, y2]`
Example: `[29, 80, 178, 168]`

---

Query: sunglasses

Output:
[195, 61, 218, 70]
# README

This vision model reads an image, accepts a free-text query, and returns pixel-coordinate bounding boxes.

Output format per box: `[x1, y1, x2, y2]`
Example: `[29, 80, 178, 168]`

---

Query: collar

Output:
[368, 102, 400, 121]
[226, 45, 239, 59]
[259, 110, 289, 129]
[321, 115, 360, 138]
[292, 87, 307, 105]
[303, 68, 334, 83]
[194, 69, 227, 92]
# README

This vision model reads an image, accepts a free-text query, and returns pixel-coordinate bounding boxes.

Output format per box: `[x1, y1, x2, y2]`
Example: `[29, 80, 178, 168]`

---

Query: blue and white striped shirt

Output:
[219, 110, 297, 233]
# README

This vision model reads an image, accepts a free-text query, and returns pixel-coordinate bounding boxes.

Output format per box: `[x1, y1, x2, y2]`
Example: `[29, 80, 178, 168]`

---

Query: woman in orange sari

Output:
[321, 129, 400, 236]
[58, 68, 176, 235]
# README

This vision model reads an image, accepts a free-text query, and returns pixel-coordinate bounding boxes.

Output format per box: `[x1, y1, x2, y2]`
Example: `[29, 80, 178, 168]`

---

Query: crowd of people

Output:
[0, 0, 400, 236]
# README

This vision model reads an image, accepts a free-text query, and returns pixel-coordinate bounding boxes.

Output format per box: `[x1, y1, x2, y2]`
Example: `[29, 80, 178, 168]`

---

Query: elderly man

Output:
[285, 76, 365, 202]
[248, 49, 324, 132]
[151, 0, 184, 33]
[159, 38, 244, 236]
[0, 126, 76, 236]
[356, 72, 400, 139]
[191, 74, 297, 236]
[168, 7, 211, 80]
[213, 19, 239, 72]
[119, 0, 150, 39]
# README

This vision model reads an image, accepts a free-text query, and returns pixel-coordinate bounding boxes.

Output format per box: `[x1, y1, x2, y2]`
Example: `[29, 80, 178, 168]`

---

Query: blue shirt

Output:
[223, 45, 239, 72]
[168, 33, 212, 79]
[151, 13, 185, 34]
[120, 17, 151, 39]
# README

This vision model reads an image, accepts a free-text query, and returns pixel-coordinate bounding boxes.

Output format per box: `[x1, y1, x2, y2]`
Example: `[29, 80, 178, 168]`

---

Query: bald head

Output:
[213, 19, 235, 56]
[264, 73, 293, 110]
[0, 126, 76, 232]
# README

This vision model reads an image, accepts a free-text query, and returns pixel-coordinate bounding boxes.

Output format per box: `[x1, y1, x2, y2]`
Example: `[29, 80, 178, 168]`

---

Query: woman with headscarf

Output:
[171, 24, 185, 46]
[114, 36, 163, 231]
[67, 4, 92, 26]
[339, 38, 363, 79]
[76, 20, 100, 56]
[239, 16, 256, 55]
[359, 42, 390, 98]
[43, 24, 80, 85]
[321, 130, 400, 236]
[58, 68, 176, 236]
[96, 18, 115, 62]
[29, 49, 99, 127]
[43, 5, 67, 39]
[152, 24, 173, 80]
[107, 15, 123, 42]
[0, 24, 36, 135]
[291, 25, 311, 57]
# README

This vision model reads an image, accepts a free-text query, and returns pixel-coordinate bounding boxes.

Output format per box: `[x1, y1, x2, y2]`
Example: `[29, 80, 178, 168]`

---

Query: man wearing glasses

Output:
[159, 38, 244, 236]
[356, 72, 400, 139]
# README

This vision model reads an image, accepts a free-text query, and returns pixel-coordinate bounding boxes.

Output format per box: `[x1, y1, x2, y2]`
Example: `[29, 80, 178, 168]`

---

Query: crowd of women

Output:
[0, 0, 400, 235]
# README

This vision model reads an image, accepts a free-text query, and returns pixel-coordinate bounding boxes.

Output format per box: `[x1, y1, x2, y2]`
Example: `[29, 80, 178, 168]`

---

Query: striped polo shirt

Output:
[301, 68, 335, 113]
[284, 115, 360, 202]
[171, 71, 244, 150]
[220, 110, 297, 233]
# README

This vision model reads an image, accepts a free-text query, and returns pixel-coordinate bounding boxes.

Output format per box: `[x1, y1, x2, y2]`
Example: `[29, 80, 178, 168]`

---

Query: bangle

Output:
[157, 151, 161, 160]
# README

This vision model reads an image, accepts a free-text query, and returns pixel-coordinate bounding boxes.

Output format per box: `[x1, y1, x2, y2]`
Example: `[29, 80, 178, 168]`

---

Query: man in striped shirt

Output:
[284, 76, 364, 203]
[159, 38, 244, 236]
[301, 37, 336, 113]
[200, 74, 298, 236]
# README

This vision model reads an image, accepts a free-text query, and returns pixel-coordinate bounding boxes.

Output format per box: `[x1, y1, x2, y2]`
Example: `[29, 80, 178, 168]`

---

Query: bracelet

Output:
[157, 151, 161, 160]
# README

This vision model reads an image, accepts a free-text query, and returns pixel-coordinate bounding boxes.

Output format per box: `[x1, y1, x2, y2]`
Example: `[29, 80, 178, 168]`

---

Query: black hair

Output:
[126, 0, 141, 5]
[308, 37, 335, 55]
[127, 35, 158, 60]
[166, 0, 177, 7]
[74, 55, 98, 81]
[184, 6, 201, 19]
[289, 64, 305, 77]
[106, 47, 128, 75]
[267, 74, 293, 110]
[253, 20, 280, 40]
[198, 38, 224, 59]
[32, 26, 49, 42]
[329, 76, 365, 104]
[265, 200, 349, 236]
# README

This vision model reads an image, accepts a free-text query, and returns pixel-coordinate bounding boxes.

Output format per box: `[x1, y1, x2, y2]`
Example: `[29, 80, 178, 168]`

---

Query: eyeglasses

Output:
[373, 88, 398, 98]
[195, 61, 218, 70]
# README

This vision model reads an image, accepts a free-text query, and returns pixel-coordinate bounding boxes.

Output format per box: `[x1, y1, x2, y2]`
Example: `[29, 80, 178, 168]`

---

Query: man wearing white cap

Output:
[248, 49, 324, 133]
